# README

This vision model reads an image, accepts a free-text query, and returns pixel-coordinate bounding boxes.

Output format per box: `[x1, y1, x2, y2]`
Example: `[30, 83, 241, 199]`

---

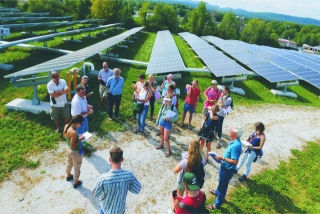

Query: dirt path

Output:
[1, 104, 319, 213]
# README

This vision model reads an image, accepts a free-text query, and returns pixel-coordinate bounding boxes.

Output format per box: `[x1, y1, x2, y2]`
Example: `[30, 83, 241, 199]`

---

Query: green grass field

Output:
[0, 27, 319, 212]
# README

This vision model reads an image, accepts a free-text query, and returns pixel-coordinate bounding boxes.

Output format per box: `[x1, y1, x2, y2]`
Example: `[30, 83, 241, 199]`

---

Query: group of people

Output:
[47, 62, 266, 212]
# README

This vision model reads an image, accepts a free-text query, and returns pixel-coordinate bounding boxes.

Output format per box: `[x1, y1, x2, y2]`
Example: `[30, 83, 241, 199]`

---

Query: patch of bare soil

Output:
[1, 104, 319, 213]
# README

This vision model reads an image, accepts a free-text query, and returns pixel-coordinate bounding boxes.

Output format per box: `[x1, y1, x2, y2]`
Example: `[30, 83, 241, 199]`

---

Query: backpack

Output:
[226, 94, 233, 109]
[160, 103, 175, 112]
[179, 190, 209, 214]
[172, 94, 179, 110]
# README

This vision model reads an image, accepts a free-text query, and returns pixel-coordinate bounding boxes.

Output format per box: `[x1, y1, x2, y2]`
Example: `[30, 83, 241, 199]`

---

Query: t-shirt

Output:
[217, 94, 232, 117]
[47, 79, 68, 107]
[161, 80, 176, 96]
[222, 138, 242, 170]
[71, 93, 88, 117]
[98, 68, 114, 83]
[185, 87, 200, 106]
[204, 87, 221, 109]
[176, 190, 206, 214]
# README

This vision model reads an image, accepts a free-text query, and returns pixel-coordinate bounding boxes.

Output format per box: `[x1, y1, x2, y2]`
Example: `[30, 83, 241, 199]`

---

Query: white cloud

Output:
[197, 0, 320, 20]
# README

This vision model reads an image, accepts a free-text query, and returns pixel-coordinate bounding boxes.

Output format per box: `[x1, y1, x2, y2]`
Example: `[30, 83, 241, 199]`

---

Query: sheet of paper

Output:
[82, 132, 92, 141]
[241, 140, 251, 147]
[165, 110, 177, 118]
[208, 152, 222, 164]
[222, 106, 232, 114]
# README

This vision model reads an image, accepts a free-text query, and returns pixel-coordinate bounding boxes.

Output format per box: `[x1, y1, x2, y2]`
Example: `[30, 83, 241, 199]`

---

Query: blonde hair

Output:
[186, 140, 202, 172]
[148, 74, 154, 79]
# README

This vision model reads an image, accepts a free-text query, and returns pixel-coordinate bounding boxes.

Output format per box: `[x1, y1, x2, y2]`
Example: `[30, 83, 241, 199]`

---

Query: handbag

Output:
[132, 102, 140, 111]
[154, 90, 161, 101]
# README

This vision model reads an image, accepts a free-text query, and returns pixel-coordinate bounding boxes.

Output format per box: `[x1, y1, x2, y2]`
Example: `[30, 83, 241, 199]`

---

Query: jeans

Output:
[217, 115, 225, 139]
[76, 116, 88, 134]
[136, 105, 149, 132]
[108, 94, 121, 118]
[236, 149, 257, 176]
[149, 95, 155, 117]
[214, 166, 235, 207]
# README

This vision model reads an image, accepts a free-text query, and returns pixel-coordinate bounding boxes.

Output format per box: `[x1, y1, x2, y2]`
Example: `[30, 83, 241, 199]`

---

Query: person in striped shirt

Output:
[92, 146, 142, 214]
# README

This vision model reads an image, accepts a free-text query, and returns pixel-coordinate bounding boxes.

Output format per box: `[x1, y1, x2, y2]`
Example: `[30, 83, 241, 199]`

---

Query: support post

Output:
[73, 69, 77, 90]
[31, 75, 40, 105]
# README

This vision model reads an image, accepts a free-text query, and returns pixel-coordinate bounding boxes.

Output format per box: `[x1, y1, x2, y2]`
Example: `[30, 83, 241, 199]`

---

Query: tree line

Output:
[1, 0, 320, 47]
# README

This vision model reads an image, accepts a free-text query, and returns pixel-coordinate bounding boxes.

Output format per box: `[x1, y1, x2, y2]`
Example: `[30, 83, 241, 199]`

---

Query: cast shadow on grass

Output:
[224, 180, 305, 213]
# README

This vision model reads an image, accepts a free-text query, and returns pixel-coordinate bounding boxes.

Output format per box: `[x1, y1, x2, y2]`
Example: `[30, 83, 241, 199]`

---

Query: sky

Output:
[196, 0, 320, 20]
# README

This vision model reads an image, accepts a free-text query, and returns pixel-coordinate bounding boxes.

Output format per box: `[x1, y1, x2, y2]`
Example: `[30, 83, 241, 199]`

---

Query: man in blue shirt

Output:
[207, 123, 243, 210]
[106, 68, 124, 120]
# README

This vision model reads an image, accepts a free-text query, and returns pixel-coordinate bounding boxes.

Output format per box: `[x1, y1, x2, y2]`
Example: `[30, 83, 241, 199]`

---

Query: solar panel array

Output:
[202, 36, 297, 82]
[179, 32, 249, 77]
[146, 30, 185, 74]
[4, 27, 144, 79]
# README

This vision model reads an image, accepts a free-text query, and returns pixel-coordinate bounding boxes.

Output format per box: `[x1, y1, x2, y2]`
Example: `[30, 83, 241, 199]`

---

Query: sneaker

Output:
[239, 175, 247, 182]
[179, 122, 184, 127]
[73, 180, 83, 188]
[108, 117, 113, 121]
[188, 124, 192, 129]
[234, 170, 238, 175]
[66, 175, 73, 181]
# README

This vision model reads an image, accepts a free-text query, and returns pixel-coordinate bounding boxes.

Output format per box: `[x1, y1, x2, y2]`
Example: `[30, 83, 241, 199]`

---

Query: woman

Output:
[156, 95, 178, 157]
[164, 84, 178, 109]
[199, 105, 220, 164]
[131, 74, 146, 121]
[160, 73, 175, 98]
[64, 115, 85, 189]
[216, 86, 232, 148]
[236, 122, 266, 182]
[202, 80, 221, 115]
[173, 140, 205, 197]
[147, 74, 158, 121]
[133, 82, 153, 137]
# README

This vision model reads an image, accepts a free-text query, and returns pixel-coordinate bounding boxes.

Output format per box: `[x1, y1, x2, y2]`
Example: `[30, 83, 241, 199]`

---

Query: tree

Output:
[148, 3, 178, 33]
[91, 0, 123, 23]
[28, 0, 65, 16]
[218, 11, 238, 39]
[0, 0, 18, 8]
[138, 2, 150, 26]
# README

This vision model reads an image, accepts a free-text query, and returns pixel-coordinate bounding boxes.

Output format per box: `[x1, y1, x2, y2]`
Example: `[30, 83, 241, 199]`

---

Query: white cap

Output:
[211, 80, 218, 84]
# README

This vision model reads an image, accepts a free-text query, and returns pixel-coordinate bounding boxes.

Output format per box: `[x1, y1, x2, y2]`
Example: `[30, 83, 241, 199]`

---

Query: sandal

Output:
[209, 189, 217, 196]
[216, 143, 221, 149]
[133, 128, 140, 133]
[165, 150, 171, 157]
[141, 131, 147, 138]
[207, 204, 218, 210]
[156, 144, 164, 149]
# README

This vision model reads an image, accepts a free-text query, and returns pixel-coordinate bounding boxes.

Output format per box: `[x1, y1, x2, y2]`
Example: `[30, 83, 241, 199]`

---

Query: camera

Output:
[132, 80, 136, 84]
[172, 190, 177, 199]
[164, 76, 167, 80]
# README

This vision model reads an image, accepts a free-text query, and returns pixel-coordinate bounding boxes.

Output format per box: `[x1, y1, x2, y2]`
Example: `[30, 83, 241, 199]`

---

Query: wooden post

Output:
[73, 68, 77, 90]
[67, 73, 71, 100]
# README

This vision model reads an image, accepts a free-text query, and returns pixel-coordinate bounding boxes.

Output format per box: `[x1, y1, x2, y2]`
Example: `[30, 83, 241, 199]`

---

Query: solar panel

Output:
[180, 32, 249, 77]
[4, 26, 144, 79]
[146, 30, 185, 74]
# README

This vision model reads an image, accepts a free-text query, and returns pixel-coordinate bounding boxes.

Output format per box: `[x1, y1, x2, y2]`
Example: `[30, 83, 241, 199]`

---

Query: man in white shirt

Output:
[47, 71, 70, 132]
[71, 85, 93, 134]
[98, 62, 114, 113]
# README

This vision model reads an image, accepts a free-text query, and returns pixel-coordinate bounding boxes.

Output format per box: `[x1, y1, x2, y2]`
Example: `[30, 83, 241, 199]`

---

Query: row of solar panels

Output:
[202, 36, 320, 89]
[4, 26, 144, 79]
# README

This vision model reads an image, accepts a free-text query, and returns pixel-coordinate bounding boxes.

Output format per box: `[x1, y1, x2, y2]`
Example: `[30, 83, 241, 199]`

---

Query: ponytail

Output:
[64, 115, 84, 133]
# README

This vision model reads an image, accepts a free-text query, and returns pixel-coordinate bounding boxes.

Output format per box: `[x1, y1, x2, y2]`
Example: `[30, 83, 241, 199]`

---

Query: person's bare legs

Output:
[206, 142, 212, 161]
[188, 113, 193, 125]
[200, 138, 205, 150]
[64, 118, 69, 125]
[98, 96, 106, 109]
[54, 119, 60, 130]
[164, 129, 171, 152]
[181, 112, 187, 123]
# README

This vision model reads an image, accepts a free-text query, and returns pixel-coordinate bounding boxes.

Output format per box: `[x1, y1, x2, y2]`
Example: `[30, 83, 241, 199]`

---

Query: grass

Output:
[206, 142, 320, 213]
[0, 27, 320, 211]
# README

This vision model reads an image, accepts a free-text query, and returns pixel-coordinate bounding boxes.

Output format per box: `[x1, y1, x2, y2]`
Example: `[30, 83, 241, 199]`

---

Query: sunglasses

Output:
[53, 75, 59, 79]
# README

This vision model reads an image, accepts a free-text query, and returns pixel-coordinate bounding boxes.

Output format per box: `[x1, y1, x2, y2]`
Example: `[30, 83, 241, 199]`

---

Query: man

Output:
[202, 80, 221, 115]
[106, 68, 124, 120]
[207, 124, 243, 210]
[171, 172, 207, 214]
[47, 71, 70, 132]
[71, 85, 93, 134]
[79, 76, 93, 99]
[98, 62, 114, 113]
[92, 146, 141, 214]
[180, 80, 200, 129]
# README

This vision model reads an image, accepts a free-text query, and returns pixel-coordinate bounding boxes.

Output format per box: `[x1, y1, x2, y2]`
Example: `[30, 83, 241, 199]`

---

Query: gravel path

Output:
[1, 104, 319, 214]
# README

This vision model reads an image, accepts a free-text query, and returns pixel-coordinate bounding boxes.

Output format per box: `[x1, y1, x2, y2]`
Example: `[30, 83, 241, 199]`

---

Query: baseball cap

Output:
[183, 172, 200, 191]
[82, 76, 89, 80]
[211, 80, 218, 85]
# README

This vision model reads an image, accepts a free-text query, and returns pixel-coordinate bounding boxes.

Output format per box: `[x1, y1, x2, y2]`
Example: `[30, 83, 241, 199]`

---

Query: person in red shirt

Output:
[170, 172, 207, 214]
[180, 80, 200, 129]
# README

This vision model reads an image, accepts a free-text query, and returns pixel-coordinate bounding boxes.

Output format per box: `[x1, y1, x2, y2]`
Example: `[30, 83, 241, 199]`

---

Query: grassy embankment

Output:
[0, 28, 320, 212]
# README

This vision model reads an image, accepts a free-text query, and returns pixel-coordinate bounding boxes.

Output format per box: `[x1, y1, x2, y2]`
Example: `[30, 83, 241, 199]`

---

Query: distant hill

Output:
[156, 0, 320, 26]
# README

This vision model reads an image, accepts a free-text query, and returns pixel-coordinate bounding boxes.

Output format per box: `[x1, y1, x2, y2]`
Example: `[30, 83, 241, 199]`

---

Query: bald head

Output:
[103, 62, 108, 70]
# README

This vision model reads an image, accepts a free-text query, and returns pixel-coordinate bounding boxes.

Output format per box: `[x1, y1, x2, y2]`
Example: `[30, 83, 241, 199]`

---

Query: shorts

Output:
[50, 104, 70, 120]
[176, 182, 185, 191]
[183, 103, 195, 114]
[99, 84, 109, 98]
[159, 119, 172, 130]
